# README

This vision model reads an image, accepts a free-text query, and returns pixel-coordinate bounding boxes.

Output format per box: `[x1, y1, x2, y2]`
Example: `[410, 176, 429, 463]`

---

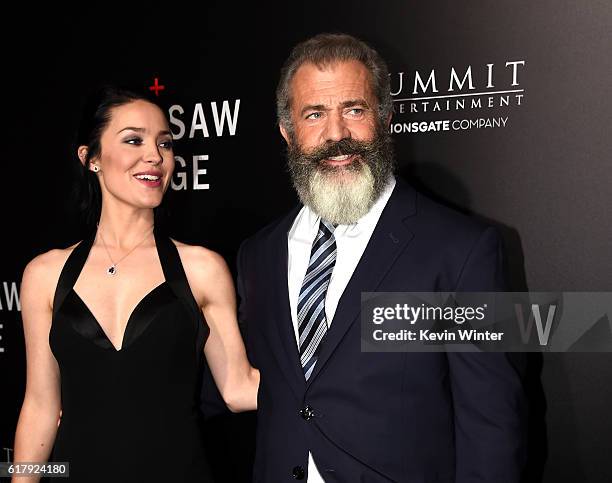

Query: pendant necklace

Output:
[96, 225, 155, 276]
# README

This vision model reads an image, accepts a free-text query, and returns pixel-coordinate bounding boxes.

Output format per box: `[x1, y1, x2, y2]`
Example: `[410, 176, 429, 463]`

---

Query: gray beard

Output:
[287, 127, 395, 225]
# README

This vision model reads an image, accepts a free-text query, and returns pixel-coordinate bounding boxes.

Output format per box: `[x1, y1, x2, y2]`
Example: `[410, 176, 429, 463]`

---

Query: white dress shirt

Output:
[287, 177, 396, 482]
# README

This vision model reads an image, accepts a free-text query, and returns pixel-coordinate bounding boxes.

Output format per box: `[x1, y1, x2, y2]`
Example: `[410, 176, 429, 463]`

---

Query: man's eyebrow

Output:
[340, 99, 371, 109]
[299, 99, 371, 117]
[300, 104, 327, 117]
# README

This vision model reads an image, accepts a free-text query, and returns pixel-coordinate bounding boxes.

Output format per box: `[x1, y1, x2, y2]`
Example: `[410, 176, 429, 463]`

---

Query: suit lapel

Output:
[261, 207, 307, 397]
[306, 180, 418, 386]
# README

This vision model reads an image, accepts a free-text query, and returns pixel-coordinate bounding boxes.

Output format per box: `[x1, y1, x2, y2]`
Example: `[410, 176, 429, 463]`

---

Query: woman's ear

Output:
[77, 145, 89, 166]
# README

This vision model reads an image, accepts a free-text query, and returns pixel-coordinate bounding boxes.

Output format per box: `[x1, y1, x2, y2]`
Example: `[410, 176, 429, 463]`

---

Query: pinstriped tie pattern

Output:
[298, 219, 337, 380]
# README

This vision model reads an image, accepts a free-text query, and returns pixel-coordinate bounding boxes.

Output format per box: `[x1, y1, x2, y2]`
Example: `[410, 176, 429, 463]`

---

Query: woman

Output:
[12, 86, 258, 482]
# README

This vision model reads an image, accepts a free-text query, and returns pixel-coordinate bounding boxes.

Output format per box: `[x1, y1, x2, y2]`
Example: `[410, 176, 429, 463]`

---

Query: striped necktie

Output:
[298, 219, 337, 380]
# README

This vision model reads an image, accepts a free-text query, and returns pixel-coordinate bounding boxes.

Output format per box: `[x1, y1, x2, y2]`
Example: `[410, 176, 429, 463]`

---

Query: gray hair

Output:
[276, 33, 392, 130]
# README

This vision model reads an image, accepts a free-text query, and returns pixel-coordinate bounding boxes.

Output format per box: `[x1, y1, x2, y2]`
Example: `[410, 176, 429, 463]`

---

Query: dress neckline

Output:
[52, 230, 210, 356]
[71, 282, 168, 352]
[60, 230, 170, 352]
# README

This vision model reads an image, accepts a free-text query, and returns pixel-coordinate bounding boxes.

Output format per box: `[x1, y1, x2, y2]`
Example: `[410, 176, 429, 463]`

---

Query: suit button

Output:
[299, 405, 315, 420]
[292, 465, 305, 480]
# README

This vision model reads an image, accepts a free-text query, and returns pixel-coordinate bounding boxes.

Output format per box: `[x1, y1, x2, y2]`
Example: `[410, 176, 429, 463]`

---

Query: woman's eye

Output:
[125, 137, 143, 145]
[159, 140, 174, 149]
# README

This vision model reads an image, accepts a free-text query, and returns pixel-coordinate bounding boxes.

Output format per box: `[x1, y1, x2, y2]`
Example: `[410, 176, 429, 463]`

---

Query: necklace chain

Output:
[96, 224, 154, 276]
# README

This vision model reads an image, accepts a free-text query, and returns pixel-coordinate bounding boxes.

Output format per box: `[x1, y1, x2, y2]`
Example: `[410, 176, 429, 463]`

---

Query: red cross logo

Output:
[149, 78, 165, 96]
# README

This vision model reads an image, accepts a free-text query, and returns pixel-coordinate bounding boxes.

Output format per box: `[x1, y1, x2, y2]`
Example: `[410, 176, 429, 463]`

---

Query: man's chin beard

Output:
[287, 129, 395, 225]
[295, 160, 378, 225]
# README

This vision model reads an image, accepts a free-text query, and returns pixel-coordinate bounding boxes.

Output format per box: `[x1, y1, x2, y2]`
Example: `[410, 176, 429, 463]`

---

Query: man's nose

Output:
[323, 112, 351, 142]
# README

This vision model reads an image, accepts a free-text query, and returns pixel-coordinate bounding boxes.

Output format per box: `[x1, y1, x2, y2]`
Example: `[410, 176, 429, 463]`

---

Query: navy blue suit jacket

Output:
[237, 178, 526, 482]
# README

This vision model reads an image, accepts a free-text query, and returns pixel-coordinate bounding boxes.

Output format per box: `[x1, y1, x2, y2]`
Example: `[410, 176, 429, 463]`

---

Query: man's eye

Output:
[347, 108, 364, 116]
[125, 137, 143, 145]
[306, 112, 322, 120]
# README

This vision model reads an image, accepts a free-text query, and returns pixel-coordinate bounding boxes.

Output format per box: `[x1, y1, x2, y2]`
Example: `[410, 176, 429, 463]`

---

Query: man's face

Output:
[281, 60, 378, 167]
[280, 60, 394, 225]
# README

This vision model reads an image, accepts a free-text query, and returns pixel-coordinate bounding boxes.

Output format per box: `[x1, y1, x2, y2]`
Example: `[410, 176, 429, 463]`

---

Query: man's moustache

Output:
[305, 139, 368, 164]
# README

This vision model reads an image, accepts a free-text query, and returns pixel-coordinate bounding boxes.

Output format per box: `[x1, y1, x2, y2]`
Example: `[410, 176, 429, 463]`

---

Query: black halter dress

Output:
[49, 231, 212, 482]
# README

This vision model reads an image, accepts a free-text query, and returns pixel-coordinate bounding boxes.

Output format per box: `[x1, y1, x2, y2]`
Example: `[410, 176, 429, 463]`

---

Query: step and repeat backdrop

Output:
[1, 2, 611, 482]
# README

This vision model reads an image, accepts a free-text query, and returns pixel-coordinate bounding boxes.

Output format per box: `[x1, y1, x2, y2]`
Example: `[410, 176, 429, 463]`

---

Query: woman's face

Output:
[91, 99, 175, 210]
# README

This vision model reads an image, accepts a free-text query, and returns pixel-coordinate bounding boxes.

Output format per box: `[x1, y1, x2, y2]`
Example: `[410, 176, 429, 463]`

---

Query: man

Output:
[237, 33, 526, 482]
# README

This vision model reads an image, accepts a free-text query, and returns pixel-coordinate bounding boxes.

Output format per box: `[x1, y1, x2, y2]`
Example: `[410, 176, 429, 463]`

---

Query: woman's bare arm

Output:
[12, 252, 63, 482]
[180, 244, 259, 412]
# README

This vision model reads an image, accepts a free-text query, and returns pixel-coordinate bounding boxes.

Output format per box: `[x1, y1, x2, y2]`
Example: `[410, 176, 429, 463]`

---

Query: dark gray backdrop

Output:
[1, 2, 611, 481]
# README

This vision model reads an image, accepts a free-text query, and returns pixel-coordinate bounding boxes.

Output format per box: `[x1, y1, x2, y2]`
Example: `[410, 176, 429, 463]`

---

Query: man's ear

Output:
[279, 124, 290, 145]
[77, 145, 88, 166]
[385, 112, 392, 129]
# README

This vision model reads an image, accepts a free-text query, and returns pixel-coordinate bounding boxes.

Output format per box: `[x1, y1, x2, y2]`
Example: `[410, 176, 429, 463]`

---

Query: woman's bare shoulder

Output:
[171, 239, 229, 276]
[22, 243, 81, 293]
[170, 239, 233, 304]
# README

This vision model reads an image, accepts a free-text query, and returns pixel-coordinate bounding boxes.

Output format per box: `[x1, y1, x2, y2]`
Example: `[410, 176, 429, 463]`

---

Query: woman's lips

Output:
[133, 173, 162, 188]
